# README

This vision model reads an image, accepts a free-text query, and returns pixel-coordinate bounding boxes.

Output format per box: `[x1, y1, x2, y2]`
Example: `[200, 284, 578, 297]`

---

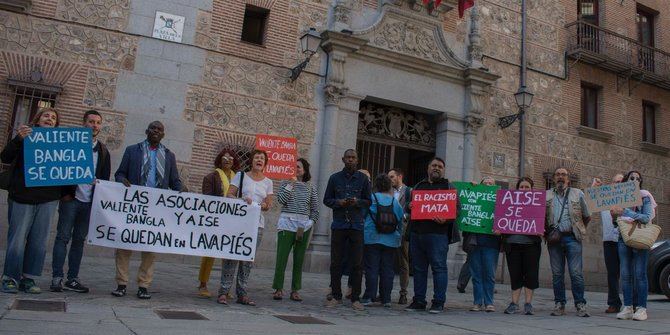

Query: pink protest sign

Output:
[493, 190, 546, 236]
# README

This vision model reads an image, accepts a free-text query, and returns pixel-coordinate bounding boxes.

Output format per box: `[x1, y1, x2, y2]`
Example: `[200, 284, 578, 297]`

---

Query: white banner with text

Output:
[88, 180, 261, 261]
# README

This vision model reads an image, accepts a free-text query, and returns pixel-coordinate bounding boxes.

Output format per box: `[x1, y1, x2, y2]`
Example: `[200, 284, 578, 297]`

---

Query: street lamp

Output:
[290, 28, 322, 81]
[514, 86, 534, 110]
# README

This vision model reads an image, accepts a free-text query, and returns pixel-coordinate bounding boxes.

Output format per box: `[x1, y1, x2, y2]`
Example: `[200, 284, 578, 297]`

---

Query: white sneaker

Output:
[617, 306, 634, 320]
[632, 307, 647, 321]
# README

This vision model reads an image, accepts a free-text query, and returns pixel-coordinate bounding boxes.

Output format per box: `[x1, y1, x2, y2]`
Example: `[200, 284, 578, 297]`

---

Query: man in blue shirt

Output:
[323, 149, 371, 310]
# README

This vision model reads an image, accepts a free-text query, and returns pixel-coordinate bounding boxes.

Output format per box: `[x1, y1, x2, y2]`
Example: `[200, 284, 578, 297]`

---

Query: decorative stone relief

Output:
[203, 53, 318, 109]
[83, 69, 117, 108]
[98, 111, 125, 151]
[332, 0, 353, 30]
[184, 87, 317, 142]
[56, 0, 130, 31]
[0, 12, 137, 70]
[194, 10, 219, 50]
[369, 19, 449, 65]
[324, 85, 348, 105]
[464, 114, 484, 134]
[358, 102, 436, 147]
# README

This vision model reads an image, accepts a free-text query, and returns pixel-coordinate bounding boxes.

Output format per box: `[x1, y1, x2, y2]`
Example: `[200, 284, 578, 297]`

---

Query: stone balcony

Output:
[566, 20, 670, 90]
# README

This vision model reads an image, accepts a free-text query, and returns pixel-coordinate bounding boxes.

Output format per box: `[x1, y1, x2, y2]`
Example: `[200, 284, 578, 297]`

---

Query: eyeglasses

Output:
[628, 177, 640, 181]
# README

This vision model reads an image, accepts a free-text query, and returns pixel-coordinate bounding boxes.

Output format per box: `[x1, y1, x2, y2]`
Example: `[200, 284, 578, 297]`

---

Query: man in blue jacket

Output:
[323, 149, 371, 310]
[111, 121, 183, 299]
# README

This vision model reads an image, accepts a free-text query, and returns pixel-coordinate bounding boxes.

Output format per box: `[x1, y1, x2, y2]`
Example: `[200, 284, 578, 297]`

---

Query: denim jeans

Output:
[52, 199, 92, 280]
[618, 240, 649, 308]
[469, 246, 499, 306]
[410, 232, 449, 304]
[603, 241, 622, 308]
[547, 235, 586, 306]
[362, 243, 395, 304]
[2, 200, 58, 281]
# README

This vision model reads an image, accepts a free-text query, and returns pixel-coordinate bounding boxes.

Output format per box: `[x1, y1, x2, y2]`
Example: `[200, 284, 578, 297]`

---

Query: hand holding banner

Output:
[23, 128, 94, 187]
[89, 180, 261, 261]
[410, 190, 458, 220]
[255, 134, 297, 180]
[584, 181, 642, 213]
[493, 190, 546, 235]
[453, 182, 499, 234]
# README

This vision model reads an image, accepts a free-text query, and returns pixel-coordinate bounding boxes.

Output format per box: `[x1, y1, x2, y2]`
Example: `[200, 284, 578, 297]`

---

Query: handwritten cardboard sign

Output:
[493, 190, 546, 235]
[584, 181, 642, 212]
[89, 180, 262, 261]
[255, 134, 297, 180]
[453, 182, 499, 234]
[410, 190, 458, 220]
[23, 127, 94, 187]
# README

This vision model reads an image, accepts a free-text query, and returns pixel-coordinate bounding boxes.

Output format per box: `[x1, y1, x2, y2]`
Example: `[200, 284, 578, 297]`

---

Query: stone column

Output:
[435, 114, 466, 182]
[306, 85, 364, 272]
[462, 114, 484, 182]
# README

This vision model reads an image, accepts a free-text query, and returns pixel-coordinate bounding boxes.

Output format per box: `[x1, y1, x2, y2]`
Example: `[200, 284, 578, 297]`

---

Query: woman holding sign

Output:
[612, 171, 657, 322]
[467, 177, 501, 313]
[196, 149, 240, 298]
[271, 158, 318, 302]
[219, 149, 273, 306]
[1, 108, 61, 294]
[503, 177, 542, 315]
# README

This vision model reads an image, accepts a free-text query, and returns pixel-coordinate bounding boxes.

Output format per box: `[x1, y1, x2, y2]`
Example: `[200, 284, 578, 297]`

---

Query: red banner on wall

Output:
[254, 134, 297, 180]
[410, 190, 458, 220]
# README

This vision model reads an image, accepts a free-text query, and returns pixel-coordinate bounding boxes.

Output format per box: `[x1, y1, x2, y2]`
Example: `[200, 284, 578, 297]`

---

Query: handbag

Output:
[617, 218, 661, 249]
[0, 160, 16, 191]
[546, 188, 570, 245]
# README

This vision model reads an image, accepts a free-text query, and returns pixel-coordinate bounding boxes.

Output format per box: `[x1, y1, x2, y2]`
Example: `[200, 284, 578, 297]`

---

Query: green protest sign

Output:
[453, 182, 499, 235]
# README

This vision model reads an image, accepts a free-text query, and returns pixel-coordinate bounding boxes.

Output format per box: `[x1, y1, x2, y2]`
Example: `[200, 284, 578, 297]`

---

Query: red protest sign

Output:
[254, 134, 297, 180]
[410, 190, 458, 220]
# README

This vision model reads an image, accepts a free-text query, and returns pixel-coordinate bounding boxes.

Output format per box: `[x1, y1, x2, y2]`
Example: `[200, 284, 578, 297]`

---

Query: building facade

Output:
[0, 0, 667, 288]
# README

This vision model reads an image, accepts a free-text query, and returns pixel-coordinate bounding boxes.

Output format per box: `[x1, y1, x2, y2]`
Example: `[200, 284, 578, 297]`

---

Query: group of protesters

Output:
[0, 107, 659, 322]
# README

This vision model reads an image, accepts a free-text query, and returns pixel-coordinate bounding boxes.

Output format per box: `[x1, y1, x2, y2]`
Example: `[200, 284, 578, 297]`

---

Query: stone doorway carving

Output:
[356, 101, 435, 186]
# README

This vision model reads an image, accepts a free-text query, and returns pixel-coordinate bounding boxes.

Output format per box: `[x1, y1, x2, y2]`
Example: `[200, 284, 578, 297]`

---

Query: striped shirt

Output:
[277, 180, 319, 224]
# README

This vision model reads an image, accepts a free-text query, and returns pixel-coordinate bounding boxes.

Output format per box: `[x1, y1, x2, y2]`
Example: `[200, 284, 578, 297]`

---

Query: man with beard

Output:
[323, 149, 371, 310]
[404, 157, 460, 314]
[546, 167, 591, 317]
[111, 121, 183, 299]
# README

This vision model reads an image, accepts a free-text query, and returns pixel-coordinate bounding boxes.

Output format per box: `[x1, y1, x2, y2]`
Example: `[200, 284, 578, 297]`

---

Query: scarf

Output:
[141, 140, 166, 188]
[216, 168, 234, 196]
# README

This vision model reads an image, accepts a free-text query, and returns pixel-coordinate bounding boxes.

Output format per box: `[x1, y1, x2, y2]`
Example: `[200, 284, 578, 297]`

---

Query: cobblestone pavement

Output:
[1, 255, 669, 335]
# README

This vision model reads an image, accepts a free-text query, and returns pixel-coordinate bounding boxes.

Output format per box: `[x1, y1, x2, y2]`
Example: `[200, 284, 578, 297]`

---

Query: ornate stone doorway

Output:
[356, 101, 435, 186]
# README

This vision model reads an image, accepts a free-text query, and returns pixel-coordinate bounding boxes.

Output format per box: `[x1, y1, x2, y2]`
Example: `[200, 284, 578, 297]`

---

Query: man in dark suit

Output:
[50, 110, 111, 294]
[111, 121, 183, 299]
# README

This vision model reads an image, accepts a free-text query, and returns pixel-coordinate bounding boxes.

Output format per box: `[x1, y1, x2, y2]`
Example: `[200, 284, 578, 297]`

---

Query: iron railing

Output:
[566, 20, 670, 82]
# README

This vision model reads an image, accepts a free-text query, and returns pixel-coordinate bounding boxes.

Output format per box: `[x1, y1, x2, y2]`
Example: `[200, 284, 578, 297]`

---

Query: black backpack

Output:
[370, 192, 399, 234]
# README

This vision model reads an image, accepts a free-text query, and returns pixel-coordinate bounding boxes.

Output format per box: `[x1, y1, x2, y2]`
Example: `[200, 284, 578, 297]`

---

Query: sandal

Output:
[290, 291, 302, 302]
[236, 295, 256, 306]
[273, 290, 283, 300]
[217, 294, 228, 305]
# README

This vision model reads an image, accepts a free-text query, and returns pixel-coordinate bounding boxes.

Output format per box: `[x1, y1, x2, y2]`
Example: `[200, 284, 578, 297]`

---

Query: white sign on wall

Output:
[152, 11, 185, 43]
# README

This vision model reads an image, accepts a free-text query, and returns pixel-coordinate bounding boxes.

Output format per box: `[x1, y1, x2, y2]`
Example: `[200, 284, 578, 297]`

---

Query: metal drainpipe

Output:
[518, 0, 528, 179]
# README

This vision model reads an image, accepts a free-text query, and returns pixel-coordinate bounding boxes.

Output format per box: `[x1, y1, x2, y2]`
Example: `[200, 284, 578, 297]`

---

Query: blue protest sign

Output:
[23, 128, 95, 187]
